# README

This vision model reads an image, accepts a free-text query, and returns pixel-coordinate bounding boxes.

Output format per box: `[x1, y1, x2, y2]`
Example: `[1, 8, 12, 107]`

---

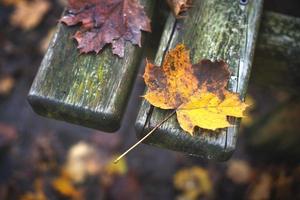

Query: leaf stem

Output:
[114, 110, 176, 163]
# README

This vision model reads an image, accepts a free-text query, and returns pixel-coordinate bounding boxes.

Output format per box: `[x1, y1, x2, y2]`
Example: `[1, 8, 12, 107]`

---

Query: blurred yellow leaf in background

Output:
[174, 166, 212, 200]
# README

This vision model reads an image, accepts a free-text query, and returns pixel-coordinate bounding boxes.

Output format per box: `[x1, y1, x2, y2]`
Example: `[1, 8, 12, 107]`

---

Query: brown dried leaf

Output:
[226, 160, 253, 184]
[0, 75, 15, 95]
[52, 172, 82, 199]
[144, 44, 249, 134]
[10, 0, 50, 30]
[61, 0, 151, 57]
[166, 0, 192, 17]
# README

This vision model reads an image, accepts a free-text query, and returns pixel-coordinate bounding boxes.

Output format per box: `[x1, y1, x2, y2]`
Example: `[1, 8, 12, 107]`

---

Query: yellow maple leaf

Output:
[104, 155, 128, 176]
[143, 44, 198, 109]
[52, 170, 81, 198]
[143, 44, 249, 135]
[21, 178, 47, 200]
[177, 91, 247, 132]
[174, 166, 212, 199]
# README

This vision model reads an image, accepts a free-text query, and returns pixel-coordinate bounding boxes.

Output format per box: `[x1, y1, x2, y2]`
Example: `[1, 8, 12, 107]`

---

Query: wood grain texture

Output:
[28, 0, 154, 132]
[135, 0, 263, 160]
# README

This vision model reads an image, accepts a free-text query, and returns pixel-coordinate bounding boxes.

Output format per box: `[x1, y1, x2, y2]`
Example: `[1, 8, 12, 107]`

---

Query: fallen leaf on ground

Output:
[166, 0, 192, 17]
[101, 156, 128, 187]
[0, 75, 15, 95]
[61, 0, 151, 57]
[10, 0, 50, 30]
[21, 178, 47, 200]
[52, 172, 82, 199]
[64, 141, 104, 183]
[226, 160, 253, 184]
[104, 156, 127, 176]
[174, 166, 212, 200]
[144, 44, 249, 134]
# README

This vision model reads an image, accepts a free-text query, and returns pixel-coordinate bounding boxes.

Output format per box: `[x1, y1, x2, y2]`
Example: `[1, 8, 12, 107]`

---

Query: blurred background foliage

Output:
[0, 0, 300, 199]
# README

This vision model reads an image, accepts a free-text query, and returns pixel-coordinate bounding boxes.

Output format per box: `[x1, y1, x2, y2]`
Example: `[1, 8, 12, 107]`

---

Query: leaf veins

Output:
[143, 44, 249, 135]
[60, 0, 151, 57]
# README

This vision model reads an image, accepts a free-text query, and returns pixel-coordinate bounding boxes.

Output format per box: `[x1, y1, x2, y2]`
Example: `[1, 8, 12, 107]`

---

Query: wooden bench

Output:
[246, 11, 300, 161]
[28, 0, 299, 160]
[28, 0, 154, 132]
[136, 0, 263, 160]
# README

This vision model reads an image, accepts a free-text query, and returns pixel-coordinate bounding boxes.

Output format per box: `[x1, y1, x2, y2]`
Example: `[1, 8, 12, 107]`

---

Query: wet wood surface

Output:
[28, 0, 154, 132]
[135, 0, 264, 160]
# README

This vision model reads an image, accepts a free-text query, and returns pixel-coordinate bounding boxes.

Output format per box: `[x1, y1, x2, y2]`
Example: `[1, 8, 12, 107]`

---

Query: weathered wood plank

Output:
[246, 12, 300, 161]
[28, 0, 154, 132]
[135, 0, 263, 160]
[253, 11, 300, 94]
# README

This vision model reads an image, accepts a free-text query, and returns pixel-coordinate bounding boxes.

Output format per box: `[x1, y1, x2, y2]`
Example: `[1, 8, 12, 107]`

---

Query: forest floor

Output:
[0, 0, 300, 200]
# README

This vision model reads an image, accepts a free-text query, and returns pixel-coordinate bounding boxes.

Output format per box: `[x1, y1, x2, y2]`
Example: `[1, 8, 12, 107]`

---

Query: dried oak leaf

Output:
[166, 0, 192, 17]
[60, 0, 151, 57]
[143, 44, 249, 135]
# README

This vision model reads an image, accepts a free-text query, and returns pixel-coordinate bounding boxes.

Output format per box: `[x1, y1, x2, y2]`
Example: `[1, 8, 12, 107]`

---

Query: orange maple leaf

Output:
[174, 166, 212, 199]
[143, 44, 249, 135]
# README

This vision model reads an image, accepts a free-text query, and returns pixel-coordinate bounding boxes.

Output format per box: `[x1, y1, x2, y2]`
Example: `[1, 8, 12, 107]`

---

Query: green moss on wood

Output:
[28, 0, 155, 132]
[135, 0, 263, 160]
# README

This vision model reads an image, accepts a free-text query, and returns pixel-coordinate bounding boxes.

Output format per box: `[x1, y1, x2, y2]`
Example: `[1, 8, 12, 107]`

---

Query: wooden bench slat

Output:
[28, 0, 154, 132]
[247, 12, 300, 160]
[253, 11, 300, 93]
[135, 0, 263, 160]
